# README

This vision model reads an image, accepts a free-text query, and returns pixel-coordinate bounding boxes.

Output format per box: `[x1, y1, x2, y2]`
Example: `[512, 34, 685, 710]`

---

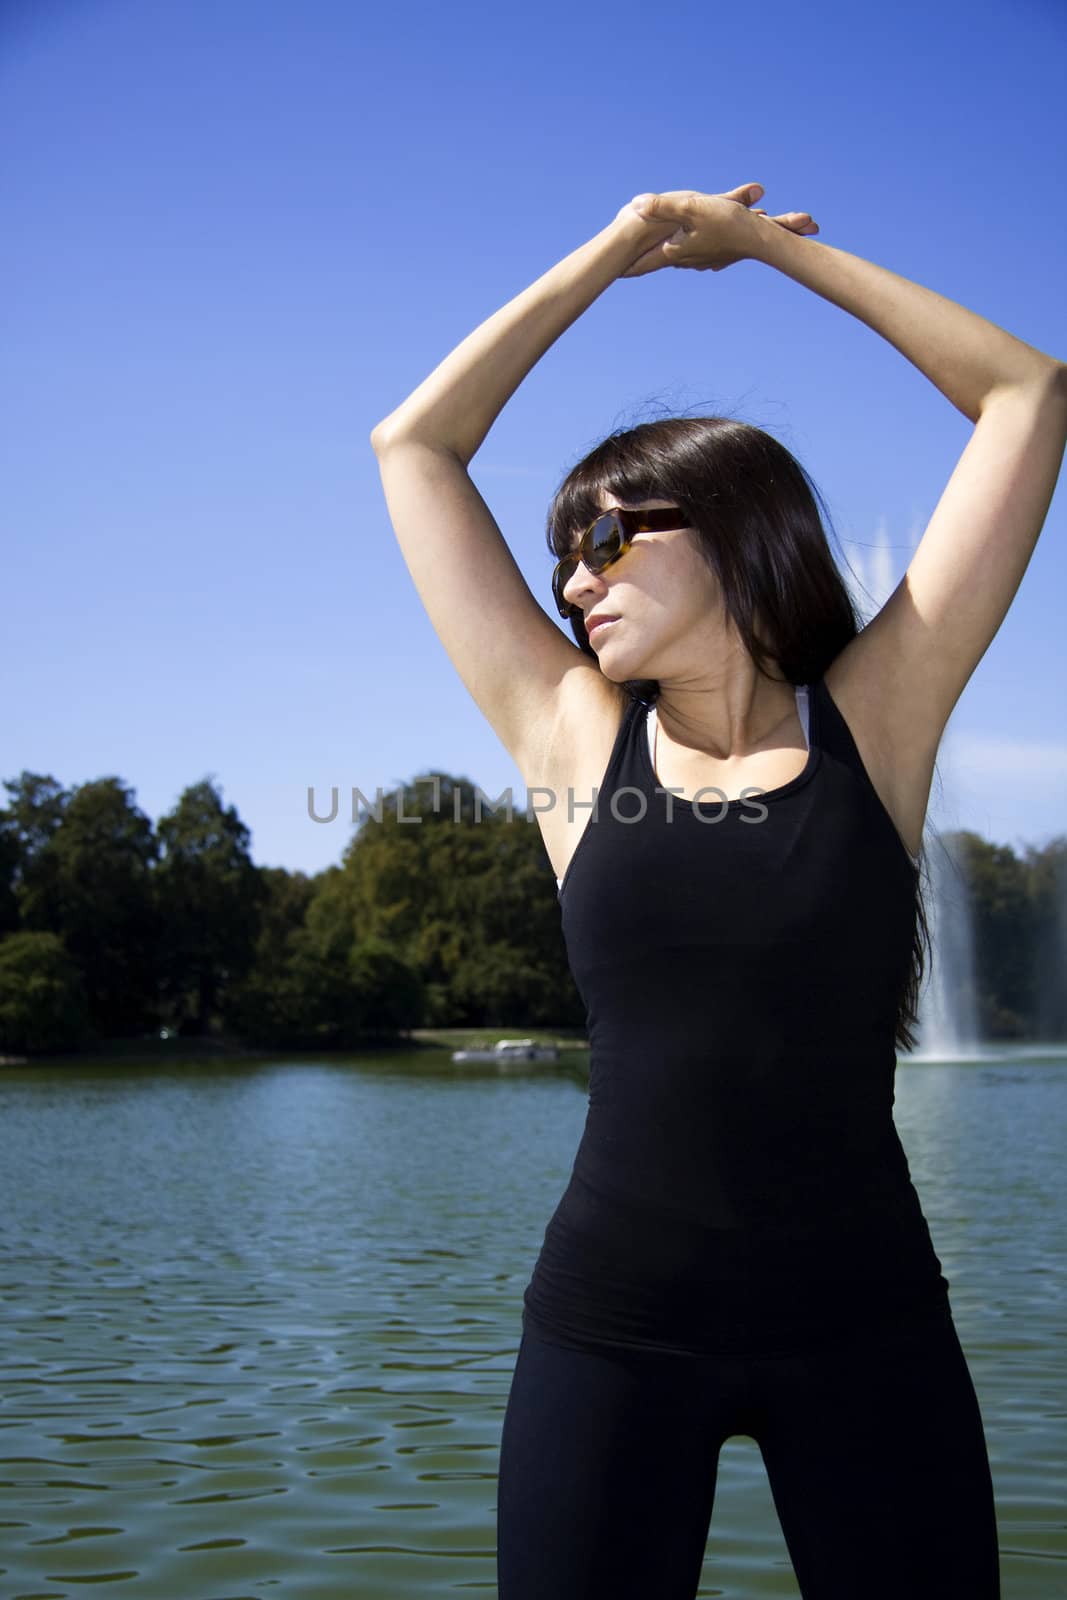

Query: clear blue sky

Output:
[3, 0, 1065, 875]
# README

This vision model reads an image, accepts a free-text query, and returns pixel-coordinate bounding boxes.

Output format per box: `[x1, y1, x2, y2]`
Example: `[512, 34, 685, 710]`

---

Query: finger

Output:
[778, 212, 819, 234]
[754, 210, 819, 234]
[629, 190, 695, 221]
[627, 195, 688, 241]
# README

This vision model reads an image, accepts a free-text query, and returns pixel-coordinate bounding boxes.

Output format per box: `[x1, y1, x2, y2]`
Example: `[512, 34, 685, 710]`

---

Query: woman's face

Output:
[561, 496, 730, 683]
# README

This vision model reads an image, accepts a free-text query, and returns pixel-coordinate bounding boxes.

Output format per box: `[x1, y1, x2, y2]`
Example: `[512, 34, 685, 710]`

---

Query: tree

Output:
[219, 866, 320, 1047]
[155, 779, 264, 1034]
[1, 771, 70, 933]
[0, 810, 20, 936]
[1023, 835, 1067, 1040]
[347, 936, 425, 1032]
[954, 830, 1035, 1038]
[340, 773, 582, 1027]
[0, 931, 92, 1054]
[17, 777, 161, 1038]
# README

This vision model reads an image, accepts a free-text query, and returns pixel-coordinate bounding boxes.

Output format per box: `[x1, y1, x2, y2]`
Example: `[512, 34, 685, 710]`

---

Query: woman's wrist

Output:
[744, 211, 808, 271]
[603, 204, 681, 279]
[564, 214, 647, 291]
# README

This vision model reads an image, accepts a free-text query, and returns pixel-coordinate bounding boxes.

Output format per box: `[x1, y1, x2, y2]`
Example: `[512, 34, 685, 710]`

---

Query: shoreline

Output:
[0, 1025, 592, 1069]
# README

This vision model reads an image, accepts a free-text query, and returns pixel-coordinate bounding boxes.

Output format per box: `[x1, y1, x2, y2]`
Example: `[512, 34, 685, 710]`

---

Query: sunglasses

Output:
[551, 506, 688, 620]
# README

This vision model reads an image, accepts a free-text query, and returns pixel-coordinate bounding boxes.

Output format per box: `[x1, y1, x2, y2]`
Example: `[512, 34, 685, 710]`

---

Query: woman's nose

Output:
[563, 559, 604, 611]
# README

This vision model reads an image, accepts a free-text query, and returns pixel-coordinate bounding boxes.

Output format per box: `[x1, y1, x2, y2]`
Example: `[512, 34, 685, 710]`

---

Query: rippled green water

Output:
[0, 1050, 1064, 1597]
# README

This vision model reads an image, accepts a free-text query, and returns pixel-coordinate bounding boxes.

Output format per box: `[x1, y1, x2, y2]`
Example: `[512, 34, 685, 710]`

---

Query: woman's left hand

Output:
[617, 184, 819, 277]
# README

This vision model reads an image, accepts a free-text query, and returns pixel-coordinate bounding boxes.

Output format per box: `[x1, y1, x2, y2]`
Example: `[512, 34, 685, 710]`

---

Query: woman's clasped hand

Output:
[617, 182, 820, 277]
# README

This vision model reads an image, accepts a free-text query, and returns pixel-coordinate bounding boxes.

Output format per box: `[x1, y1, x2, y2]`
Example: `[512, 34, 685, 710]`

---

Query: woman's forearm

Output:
[370, 213, 659, 465]
[749, 223, 1064, 422]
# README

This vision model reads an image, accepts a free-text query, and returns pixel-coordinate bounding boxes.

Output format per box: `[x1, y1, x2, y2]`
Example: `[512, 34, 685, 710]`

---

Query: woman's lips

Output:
[587, 615, 620, 636]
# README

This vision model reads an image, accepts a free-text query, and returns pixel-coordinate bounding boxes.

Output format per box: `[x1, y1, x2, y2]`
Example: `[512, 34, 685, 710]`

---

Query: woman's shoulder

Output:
[523, 670, 638, 891]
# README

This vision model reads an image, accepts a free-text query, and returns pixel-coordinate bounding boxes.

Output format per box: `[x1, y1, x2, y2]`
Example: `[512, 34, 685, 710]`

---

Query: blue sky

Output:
[3, 0, 1065, 876]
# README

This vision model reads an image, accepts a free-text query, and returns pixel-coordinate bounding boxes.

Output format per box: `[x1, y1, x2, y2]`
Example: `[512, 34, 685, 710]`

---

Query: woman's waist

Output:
[552, 1165, 937, 1260]
[524, 1171, 949, 1358]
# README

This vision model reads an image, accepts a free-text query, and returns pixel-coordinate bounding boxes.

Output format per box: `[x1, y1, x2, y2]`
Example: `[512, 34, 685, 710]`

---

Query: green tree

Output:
[0, 810, 20, 936]
[347, 935, 425, 1032]
[155, 779, 264, 1034]
[297, 866, 425, 1041]
[1024, 835, 1067, 1040]
[341, 773, 581, 1028]
[954, 830, 1035, 1038]
[0, 931, 92, 1054]
[16, 778, 161, 1038]
[218, 863, 427, 1049]
[1, 772, 70, 932]
[219, 866, 320, 1047]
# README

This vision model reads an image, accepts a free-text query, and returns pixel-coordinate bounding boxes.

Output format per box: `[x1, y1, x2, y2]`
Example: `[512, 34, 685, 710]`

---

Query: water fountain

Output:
[839, 524, 983, 1060]
[910, 825, 982, 1060]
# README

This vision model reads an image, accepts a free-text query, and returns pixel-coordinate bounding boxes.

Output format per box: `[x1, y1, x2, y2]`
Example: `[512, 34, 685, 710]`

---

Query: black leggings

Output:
[497, 1303, 1000, 1599]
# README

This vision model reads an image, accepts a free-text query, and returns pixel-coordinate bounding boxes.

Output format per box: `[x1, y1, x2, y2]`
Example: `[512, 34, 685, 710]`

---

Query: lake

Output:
[1, 1048, 1064, 1598]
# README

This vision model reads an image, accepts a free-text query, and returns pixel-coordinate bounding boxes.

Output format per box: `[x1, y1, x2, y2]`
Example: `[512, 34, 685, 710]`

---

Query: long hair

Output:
[544, 415, 931, 1053]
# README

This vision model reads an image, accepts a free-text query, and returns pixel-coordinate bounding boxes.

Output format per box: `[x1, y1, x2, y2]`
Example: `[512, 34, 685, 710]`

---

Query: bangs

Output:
[546, 443, 677, 559]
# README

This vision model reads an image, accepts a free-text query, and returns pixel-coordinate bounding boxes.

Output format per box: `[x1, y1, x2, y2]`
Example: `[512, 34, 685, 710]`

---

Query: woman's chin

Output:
[588, 627, 655, 683]
[597, 654, 646, 684]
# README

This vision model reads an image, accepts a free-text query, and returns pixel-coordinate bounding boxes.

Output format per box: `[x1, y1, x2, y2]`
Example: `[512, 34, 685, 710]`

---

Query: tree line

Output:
[0, 768, 1063, 1056]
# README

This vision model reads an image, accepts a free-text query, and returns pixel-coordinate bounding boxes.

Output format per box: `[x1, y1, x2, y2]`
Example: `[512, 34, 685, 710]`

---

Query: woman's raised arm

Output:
[631, 189, 1067, 772]
[369, 185, 816, 778]
[368, 202, 680, 778]
[753, 207, 1067, 770]
[371, 205, 676, 464]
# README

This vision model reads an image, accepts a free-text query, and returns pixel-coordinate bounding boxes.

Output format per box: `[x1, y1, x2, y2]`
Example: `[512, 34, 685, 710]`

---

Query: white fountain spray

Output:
[914, 830, 982, 1059]
[839, 518, 981, 1060]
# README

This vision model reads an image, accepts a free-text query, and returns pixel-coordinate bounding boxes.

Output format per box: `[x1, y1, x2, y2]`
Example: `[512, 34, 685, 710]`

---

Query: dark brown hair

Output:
[544, 415, 931, 1053]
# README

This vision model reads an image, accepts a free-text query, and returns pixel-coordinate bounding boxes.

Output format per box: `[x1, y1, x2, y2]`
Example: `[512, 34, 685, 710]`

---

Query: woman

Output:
[370, 183, 1066, 1599]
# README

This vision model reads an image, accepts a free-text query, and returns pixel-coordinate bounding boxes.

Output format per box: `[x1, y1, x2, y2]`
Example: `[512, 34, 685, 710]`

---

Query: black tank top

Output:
[522, 675, 951, 1358]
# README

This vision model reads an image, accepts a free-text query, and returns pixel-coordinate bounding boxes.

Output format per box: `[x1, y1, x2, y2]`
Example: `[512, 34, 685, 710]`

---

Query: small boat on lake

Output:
[450, 1037, 560, 1066]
